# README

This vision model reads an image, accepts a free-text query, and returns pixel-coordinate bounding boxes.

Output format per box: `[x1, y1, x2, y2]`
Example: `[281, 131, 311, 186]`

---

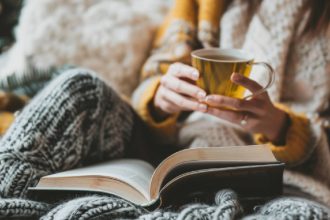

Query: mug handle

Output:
[243, 62, 275, 100]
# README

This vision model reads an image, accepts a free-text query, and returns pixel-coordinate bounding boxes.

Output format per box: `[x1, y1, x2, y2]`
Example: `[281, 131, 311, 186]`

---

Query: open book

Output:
[28, 145, 284, 208]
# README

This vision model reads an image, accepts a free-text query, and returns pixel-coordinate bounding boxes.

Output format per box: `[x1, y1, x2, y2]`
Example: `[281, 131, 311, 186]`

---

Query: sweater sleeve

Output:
[254, 103, 316, 166]
[131, 0, 224, 138]
[131, 0, 198, 139]
[131, 76, 179, 138]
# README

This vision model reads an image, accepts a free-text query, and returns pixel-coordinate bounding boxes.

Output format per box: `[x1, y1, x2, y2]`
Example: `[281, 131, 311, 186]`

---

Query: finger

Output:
[157, 99, 181, 114]
[205, 94, 263, 114]
[231, 72, 263, 94]
[161, 75, 206, 100]
[157, 87, 190, 112]
[168, 63, 199, 81]
[162, 87, 207, 112]
[208, 107, 258, 129]
[207, 107, 247, 125]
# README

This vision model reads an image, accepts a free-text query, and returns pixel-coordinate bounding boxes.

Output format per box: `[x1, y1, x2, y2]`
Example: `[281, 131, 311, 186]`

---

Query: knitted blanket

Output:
[1, 190, 329, 220]
[0, 67, 329, 219]
[0, 1, 329, 219]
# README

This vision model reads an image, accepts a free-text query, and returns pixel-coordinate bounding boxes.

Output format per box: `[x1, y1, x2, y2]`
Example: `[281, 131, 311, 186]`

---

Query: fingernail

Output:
[197, 91, 206, 99]
[199, 104, 207, 112]
[192, 70, 199, 79]
[232, 72, 242, 81]
[205, 96, 213, 102]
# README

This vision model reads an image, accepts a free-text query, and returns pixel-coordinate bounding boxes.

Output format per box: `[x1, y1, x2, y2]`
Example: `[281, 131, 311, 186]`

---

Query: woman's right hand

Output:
[153, 63, 208, 115]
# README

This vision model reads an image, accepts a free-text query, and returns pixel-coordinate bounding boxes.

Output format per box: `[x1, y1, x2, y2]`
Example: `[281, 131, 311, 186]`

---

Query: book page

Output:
[150, 145, 277, 199]
[42, 159, 154, 201]
[157, 163, 284, 207]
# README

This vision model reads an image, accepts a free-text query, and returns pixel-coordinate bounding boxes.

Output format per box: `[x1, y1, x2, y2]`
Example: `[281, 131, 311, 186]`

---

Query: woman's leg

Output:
[0, 68, 136, 198]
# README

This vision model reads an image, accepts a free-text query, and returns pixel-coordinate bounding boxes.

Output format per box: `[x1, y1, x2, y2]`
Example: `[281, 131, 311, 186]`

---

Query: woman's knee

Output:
[45, 68, 116, 103]
[53, 68, 102, 92]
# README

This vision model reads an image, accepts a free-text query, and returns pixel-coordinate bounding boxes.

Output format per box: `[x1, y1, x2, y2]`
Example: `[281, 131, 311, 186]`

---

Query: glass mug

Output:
[191, 48, 275, 100]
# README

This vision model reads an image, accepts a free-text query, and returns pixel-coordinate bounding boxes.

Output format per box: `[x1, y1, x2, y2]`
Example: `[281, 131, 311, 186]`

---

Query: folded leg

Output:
[0, 68, 135, 198]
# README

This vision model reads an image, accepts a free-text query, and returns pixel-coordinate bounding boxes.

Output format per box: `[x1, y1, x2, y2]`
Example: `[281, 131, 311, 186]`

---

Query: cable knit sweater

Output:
[132, 0, 330, 206]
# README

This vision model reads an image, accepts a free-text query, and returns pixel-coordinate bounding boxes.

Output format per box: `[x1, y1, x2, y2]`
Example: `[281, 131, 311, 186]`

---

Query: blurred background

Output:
[0, 0, 172, 135]
[0, 0, 172, 95]
[0, 0, 23, 53]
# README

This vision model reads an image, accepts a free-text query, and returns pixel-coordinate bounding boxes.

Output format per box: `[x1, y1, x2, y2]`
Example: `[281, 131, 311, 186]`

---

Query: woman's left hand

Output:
[204, 72, 289, 143]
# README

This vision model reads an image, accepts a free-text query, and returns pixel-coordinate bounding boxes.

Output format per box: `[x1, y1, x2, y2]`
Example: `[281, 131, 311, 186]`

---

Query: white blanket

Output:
[1, 0, 172, 96]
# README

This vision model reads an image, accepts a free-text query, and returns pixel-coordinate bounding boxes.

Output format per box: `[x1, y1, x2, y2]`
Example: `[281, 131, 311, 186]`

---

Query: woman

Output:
[135, 0, 330, 199]
[0, 0, 329, 212]
[133, 0, 330, 205]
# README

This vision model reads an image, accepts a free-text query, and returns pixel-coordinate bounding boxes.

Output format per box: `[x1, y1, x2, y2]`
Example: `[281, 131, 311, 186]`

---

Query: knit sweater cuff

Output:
[254, 103, 311, 166]
[131, 76, 179, 137]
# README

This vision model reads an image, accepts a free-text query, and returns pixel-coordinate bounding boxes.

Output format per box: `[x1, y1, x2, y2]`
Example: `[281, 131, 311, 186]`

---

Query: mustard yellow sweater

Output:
[131, 0, 328, 168]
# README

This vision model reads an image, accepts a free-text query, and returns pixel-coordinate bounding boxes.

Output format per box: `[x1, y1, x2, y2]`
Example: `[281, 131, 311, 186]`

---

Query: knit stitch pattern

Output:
[40, 189, 242, 220]
[1, 190, 328, 219]
[0, 68, 135, 198]
[243, 197, 330, 220]
[0, 69, 329, 219]
[0, 198, 49, 219]
[0, 64, 75, 97]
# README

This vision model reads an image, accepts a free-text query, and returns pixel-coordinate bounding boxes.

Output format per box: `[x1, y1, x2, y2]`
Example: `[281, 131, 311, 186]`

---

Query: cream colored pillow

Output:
[2, 0, 171, 96]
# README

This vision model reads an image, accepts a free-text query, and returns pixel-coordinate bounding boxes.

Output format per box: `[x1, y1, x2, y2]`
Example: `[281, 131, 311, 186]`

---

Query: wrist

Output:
[149, 99, 172, 122]
[266, 108, 290, 145]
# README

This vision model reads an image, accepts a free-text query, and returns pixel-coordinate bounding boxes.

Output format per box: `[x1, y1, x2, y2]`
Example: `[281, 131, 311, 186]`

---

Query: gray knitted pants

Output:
[0, 68, 158, 199]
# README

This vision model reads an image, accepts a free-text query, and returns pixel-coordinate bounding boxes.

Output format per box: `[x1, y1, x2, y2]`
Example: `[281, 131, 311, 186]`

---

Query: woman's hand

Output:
[205, 72, 289, 143]
[153, 63, 208, 115]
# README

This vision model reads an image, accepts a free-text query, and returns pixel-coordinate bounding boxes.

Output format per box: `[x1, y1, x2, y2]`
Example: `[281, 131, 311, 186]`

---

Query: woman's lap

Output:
[0, 68, 328, 219]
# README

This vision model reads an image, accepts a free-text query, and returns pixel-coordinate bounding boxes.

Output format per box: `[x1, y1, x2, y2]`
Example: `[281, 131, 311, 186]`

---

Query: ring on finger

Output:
[240, 114, 248, 126]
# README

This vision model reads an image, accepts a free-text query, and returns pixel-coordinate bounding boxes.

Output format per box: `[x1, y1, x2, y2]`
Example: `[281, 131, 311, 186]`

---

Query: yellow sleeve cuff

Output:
[254, 103, 312, 166]
[132, 76, 179, 138]
[0, 112, 15, 136]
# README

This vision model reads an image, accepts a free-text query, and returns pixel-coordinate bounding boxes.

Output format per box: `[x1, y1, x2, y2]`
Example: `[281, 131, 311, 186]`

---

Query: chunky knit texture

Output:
[0, 68, 135, 198]
[243, 197, 330, 220]
[0, 69, 329, 219]
[0, 198, 49, 219]
[0, 65, 79, 136]
[40, 196, 145, 220]
[0, 65, 76, 136]
[1, 189, 243, 219]
[0, 190, 329, 219]
[0, 190, 240, 219]
[0, 65, 75, 97]
[0, 0, 329, 219]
